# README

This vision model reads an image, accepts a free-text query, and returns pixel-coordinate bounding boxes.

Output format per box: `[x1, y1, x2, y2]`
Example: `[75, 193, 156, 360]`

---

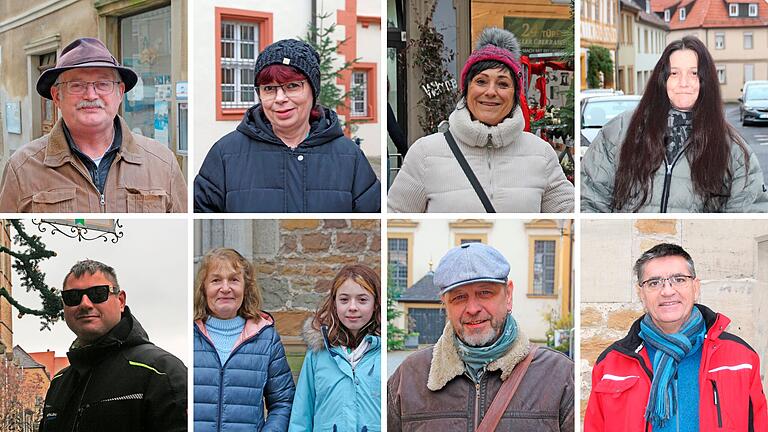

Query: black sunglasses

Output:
[61, 285, 120, 307]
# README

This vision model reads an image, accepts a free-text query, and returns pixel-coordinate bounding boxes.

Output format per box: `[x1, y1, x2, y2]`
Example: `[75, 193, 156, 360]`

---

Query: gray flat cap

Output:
[434, 243, 510, 295]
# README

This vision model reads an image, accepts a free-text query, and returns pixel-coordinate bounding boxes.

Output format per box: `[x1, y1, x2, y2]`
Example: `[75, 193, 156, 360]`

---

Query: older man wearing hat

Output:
[388, 242, 574, 432]
[0, 37, 186, 212]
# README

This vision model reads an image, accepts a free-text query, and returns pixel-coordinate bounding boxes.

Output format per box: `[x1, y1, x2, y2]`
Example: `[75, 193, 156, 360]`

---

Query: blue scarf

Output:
[455, 313, 518, 382]
[638, 307, 706, 428]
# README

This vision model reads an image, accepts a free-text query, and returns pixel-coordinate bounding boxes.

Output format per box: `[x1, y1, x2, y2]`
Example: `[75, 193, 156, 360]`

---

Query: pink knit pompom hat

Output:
[460, 27, 523, 93]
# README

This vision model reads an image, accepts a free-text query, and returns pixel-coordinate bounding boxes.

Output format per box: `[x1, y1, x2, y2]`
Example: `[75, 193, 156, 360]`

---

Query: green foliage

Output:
[543, 309, 573, 354]
[587, 45, 614, 89]
[387, 265, 406, 351]
[407, 1, 458, 134]
[0, 220, 63, 330]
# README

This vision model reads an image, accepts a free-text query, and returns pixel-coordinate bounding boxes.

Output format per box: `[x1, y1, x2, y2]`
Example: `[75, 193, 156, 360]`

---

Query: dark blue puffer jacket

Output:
[194, 105, 381, 213]
[194, 316, 295, 432]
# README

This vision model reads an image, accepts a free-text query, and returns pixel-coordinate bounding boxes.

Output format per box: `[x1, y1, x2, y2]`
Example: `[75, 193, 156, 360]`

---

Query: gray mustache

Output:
[77, 100, 105, 109]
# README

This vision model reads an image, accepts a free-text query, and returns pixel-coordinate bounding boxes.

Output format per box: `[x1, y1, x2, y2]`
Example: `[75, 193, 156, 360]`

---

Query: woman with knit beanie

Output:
[193, 248, 295, 431]
[194, 39, 381, 213]
[387, 27, 574, 213]
[581, 36, 768, 212]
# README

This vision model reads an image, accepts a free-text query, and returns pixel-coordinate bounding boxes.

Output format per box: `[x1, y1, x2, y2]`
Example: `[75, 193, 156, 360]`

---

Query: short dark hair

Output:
[633, 243, 696, 282]
[461, 60, 518, 114]
[63, 260, 119, 289]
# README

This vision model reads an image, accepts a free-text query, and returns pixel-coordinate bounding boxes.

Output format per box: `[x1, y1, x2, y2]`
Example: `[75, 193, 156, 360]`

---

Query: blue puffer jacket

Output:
[194, 314, 296, 432]
[194, 105, 381, 213]
[288, 322, 381, 432]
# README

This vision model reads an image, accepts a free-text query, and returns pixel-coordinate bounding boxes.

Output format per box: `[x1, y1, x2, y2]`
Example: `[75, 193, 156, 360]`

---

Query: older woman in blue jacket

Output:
[289, 264, 381, 431]
[194, 248, 295, 431]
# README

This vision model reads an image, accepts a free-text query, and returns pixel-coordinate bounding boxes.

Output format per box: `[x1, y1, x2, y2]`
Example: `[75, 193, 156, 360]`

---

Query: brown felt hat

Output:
[36, 38, 138, 100]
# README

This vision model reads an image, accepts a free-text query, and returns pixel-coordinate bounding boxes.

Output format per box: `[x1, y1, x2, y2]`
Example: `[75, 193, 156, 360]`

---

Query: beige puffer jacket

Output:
[581, 110, 768, 213]
[387, 322, 574, 432]
[387, 103, 574, 213]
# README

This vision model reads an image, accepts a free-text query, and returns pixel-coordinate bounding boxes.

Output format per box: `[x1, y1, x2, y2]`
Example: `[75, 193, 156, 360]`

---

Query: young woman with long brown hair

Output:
[288, 264, 381, 431]
[581, 36, 768, 213]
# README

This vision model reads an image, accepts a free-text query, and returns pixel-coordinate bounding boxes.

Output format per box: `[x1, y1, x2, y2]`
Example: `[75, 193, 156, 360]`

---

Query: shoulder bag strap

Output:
[475, 345, 539, 432]
[443, 129, 496, 213]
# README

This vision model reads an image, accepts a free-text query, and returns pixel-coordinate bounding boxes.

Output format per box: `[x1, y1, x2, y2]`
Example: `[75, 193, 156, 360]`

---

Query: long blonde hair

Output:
[312, 264, 381, 348]
[194, 248, 263, 322]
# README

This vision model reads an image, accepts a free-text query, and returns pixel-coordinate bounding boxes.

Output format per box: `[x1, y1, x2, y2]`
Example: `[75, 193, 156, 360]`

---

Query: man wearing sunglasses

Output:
[584, 243, 767, 431]
[0, 37, 186, 213]
[38, 260, 186, 432]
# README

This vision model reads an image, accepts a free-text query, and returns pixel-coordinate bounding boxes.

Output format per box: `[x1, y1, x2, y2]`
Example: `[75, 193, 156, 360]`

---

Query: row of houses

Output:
[581, 0, 768, 100]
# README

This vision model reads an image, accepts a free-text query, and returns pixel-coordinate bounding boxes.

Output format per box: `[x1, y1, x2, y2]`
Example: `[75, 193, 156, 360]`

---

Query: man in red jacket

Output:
[584, 243, 768, 431]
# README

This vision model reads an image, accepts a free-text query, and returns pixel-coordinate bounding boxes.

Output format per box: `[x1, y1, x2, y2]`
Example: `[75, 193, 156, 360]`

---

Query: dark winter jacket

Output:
[584, 304, 768, 431]
[194, 105, 381, 213]
[193, 313, 295, 432]
[38, 306, 187, 432]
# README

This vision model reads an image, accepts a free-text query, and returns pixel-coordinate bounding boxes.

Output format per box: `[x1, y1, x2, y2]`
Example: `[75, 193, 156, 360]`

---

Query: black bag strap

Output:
[443, 129, 496, 213]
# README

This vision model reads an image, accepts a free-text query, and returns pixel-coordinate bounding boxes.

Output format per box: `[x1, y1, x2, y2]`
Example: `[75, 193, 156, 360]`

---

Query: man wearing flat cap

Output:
[388, 243, 574, 431]
[0, 37, 186, 212]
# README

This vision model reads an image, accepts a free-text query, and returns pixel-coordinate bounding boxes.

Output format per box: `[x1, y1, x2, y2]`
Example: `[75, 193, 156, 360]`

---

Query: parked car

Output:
[739, 80, 768, 126]
[580, 94, 641, 157]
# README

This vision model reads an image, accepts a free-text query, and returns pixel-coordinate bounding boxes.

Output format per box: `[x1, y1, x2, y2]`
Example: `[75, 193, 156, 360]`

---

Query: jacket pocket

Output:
[126, 189, 168, 213]
[31, 188, 76, 213]
[592, 375, 647, 432]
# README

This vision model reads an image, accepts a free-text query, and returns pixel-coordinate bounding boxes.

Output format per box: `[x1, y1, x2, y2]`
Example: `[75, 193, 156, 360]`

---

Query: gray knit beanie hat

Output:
[253, 39, 321, 102]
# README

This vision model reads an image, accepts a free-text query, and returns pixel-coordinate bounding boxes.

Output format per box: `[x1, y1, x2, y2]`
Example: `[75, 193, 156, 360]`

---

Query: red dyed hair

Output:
[256, 64, 321, 121]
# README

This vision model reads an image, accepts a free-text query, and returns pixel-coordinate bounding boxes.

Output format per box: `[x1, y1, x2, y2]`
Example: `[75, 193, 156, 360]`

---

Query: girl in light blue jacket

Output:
[288, 264, 381, 432]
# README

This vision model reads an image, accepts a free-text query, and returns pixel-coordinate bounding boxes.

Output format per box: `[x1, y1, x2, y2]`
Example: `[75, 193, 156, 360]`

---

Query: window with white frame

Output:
[745, 64, 754, 82]
[680, 7, 686, 20]
[717, 65, 726, 84]
[744, 32, 753, 49]
[664, 9, 670, 21]
[749, 3, 757, 16]
[350, 70, 368, 117]
[715, 33, 725, 49]
[220, 20, 258, 109]
[729, 4, 738, 16]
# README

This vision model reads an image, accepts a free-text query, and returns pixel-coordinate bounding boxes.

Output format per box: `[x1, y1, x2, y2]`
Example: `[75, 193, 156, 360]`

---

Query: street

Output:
[725, 103, 768, 184]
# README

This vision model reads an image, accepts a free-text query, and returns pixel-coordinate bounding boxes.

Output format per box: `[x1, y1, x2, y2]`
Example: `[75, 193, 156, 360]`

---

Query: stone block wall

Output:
[580, 219, 768, 422]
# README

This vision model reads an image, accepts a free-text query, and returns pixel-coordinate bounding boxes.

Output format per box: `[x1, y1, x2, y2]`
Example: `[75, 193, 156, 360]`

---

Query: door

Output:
[408, 307, 446, 344]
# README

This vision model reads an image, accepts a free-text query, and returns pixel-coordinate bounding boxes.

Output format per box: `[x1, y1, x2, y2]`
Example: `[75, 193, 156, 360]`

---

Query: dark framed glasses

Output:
[61, 285, 120, 307]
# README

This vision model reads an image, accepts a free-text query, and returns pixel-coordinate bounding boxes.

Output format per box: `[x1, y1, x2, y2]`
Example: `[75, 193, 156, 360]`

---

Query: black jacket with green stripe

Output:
[39, 306, 187, 432]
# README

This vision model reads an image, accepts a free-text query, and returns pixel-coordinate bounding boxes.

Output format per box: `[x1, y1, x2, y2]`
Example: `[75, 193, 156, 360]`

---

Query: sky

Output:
[8, 218, 189, 365]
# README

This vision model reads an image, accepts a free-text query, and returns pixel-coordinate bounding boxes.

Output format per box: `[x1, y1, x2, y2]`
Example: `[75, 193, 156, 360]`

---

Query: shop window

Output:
[349, 63, 377, 122]
[121, 6, 172, 146]
[38, 52, 58, 135]
[215, 8, 273, 121]
[729, 4, 738, 16]
[748, 3, 757, 16]
[529, 238, 558, 296]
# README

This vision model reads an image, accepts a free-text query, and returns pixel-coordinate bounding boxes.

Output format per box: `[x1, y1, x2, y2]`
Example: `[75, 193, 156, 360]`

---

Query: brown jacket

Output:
[387, 322, 574, 432]
[0, 117, 187, 213]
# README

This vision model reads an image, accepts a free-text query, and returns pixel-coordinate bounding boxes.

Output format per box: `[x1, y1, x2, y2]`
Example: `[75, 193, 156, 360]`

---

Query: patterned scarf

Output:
[454, 313, 518, 382]
[638, 306, 706, 428]
[665, 108, 693, 163]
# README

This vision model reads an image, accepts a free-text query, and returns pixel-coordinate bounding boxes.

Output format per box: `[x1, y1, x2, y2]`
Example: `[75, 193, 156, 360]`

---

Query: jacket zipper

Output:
[474, 381, 481, 431]
[69, 159, 107, 212]
[486, 134, 493, 201]
[71, 372, 93, 432]
[711, 380, 723, 428]
[659, 146, 687, 213]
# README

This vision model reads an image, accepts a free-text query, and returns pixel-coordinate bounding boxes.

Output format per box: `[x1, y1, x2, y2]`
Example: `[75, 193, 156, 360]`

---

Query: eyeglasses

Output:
[639, 275, 695, 291]
[56, 80, 121, 95]
[257, 80, 306, 101]
[61, 285, 120, 307]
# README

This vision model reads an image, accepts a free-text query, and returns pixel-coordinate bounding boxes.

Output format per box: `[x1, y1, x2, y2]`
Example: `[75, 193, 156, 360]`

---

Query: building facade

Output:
[618, 0, 668, 94]
[191, 0, 382, 178]
[0, 0, 189, 176]
[652, 0, 768, 101]
[388, 219, 573, 344]
[581, 0, 620, 88]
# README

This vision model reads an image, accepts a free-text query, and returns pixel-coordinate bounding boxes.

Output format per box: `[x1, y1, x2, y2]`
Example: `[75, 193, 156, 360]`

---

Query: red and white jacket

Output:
[584, 304, 768, 431]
